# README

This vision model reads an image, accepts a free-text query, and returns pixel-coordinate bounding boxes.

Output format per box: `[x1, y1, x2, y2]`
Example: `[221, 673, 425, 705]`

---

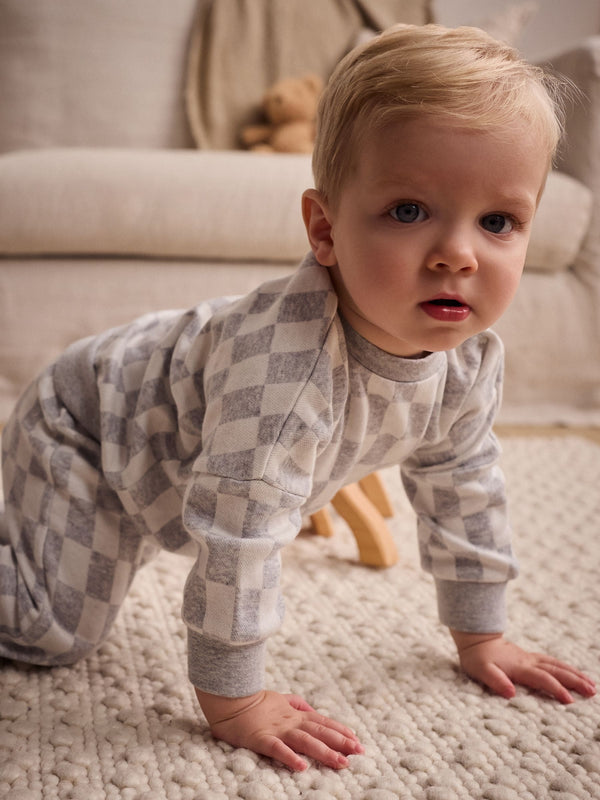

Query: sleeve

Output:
[400, 333, 519, 634]
[177, 259, 339, 696]
[181, 473, 306, 697]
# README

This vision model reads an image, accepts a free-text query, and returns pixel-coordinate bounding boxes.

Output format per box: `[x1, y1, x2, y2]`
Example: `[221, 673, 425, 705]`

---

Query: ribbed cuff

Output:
[436, 579, 508, 633]
[187, 629, 266, 697]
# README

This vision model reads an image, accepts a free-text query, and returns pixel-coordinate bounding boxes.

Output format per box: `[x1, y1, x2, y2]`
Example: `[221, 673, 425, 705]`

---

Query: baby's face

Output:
[311, 117, 548, 357]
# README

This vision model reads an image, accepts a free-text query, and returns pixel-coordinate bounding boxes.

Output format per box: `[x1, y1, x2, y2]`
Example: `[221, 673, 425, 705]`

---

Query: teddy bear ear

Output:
[303, 74, 324, 95]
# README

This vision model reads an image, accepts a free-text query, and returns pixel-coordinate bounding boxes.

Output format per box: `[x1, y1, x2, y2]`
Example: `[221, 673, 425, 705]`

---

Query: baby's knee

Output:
[0, 555, 120, 667]
[0, 614, 114, 667]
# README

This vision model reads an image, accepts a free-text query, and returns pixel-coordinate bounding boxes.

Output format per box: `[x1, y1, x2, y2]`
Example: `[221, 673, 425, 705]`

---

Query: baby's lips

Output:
[420, 298, 471, 322]
[425, 290, 469, 305]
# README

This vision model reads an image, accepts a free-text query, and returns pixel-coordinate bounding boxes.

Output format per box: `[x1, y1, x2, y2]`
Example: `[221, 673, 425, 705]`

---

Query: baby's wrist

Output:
[195, 687, 266, 726]
[450, 628, 504, 655]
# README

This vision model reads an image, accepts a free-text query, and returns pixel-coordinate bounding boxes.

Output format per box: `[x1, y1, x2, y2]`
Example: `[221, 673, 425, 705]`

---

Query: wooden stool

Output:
[310, 472, 398, 567]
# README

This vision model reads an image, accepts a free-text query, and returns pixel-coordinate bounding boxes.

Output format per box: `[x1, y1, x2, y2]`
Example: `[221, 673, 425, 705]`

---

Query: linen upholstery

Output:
[0, 152, 589, 272]
[0, 0, 198, 152]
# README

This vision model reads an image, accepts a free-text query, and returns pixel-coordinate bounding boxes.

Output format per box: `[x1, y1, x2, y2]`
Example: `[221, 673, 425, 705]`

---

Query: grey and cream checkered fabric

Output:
[1, 255, 518, 696]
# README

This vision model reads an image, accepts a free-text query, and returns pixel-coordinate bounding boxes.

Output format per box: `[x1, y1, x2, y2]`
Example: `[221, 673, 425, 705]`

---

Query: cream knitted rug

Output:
[1, 436, 599, 800]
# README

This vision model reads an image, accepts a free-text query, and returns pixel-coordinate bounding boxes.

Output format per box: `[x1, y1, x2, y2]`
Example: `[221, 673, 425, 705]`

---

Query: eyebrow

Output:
[492, 193, 538, 215]
[364, 160, 542, 213]
[368, 179, 538, 212]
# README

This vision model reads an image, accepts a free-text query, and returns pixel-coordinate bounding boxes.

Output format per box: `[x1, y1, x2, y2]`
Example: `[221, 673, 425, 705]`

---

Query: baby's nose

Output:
[427, 230, 478, 273]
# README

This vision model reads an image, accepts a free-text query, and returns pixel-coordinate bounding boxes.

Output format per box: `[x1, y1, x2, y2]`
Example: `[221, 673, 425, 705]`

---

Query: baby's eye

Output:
[389, 203, 427, 224]
[480, 214, 514, 234]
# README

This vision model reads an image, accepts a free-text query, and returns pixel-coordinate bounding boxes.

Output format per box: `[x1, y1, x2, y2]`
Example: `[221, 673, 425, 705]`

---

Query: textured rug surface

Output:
[1, 436, 599, 800]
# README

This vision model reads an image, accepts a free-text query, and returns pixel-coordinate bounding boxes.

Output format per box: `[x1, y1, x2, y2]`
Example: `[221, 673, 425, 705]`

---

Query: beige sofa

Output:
[1, 0, 599, 426]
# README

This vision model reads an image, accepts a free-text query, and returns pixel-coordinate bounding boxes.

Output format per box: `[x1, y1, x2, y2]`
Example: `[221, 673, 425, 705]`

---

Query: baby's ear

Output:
[301, 189, 337, 266]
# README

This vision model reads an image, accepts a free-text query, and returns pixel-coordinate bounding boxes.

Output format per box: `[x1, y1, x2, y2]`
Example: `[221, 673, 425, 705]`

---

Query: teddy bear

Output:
[240, 73, 323, 154]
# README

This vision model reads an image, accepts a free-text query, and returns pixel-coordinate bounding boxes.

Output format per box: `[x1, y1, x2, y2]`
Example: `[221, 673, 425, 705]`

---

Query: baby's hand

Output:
[451, 630, 596, 704]
[195, 687, 364, 771]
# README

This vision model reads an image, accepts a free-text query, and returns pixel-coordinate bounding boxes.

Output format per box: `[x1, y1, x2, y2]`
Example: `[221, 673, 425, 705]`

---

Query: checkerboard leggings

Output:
[0, 367, 154, 665]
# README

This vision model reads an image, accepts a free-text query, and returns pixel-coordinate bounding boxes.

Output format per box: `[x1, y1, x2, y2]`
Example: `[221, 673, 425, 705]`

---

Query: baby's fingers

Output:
[252, 727, 351, 772]
[474, 661, 517, 700]
[527, 658, 596, 702]
[307, 708, 361, 737]
[521, 667, 577, 703]
[284, 727, 352, 770]
[253, 733, 309, 772]
[544, 657, 595, 692]
[302, 718, 364, 756]
[285, 694, 316, 712]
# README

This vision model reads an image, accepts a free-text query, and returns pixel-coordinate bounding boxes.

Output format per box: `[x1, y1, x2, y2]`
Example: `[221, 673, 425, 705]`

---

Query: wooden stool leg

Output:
[310, 507, 336, 538]
[330, 483, 398, 567]
[358, 472, 394, 518]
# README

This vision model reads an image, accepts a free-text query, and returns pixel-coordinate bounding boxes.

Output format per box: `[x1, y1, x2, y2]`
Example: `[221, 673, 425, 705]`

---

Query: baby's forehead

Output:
[351, 110, 551, 172]
[340, 116, 548, 205]
[354, 112, 547, 156]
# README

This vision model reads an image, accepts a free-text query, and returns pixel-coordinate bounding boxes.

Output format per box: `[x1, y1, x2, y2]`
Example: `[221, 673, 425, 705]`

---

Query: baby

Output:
[0, 24, 595, 772]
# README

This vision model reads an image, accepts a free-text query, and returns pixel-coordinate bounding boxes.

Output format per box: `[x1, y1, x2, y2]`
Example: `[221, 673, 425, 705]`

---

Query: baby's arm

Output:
[195, 688, 364, 771]
[450, 630, 596, 703]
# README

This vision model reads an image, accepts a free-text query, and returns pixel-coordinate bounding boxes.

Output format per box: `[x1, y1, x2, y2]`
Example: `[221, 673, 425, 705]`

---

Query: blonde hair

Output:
[313, 24, 571, 207]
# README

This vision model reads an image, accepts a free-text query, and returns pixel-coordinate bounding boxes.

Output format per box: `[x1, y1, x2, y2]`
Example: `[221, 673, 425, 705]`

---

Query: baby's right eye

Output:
[389, 203, 426, 223]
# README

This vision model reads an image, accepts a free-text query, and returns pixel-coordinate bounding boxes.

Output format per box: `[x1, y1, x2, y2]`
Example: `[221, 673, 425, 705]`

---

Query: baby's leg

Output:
[0, 371, 148, 666]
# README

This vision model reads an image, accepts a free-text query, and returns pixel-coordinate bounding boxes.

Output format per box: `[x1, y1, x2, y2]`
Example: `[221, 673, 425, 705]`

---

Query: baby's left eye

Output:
[480, 214, 514, 234]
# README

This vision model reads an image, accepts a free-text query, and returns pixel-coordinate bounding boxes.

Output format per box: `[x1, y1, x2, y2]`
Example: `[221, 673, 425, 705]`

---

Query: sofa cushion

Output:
[0, 149, 592, 272]
[0, 0, 198, 152]
[548, 37, 600, 280]
[526, 170, 593, 272]
[0, 149, 314, 262]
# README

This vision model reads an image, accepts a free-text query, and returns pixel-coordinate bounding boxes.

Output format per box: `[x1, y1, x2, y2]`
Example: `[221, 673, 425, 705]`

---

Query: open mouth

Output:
[428, 298, 465, 307]
[420, 297, 471, 322]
